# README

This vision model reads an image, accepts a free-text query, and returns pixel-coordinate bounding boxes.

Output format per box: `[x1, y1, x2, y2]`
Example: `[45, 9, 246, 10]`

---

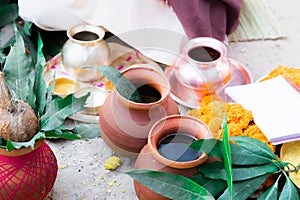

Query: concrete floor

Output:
[47, 0, 300, 199]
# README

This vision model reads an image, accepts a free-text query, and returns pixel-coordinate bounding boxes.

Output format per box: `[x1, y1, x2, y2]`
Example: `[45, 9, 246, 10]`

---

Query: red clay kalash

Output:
[0, 139, 58, 200]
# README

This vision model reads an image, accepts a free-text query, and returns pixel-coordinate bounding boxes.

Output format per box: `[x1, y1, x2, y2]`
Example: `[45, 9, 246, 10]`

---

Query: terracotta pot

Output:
[99, 66, 179, 157]
[134, 115, 212, 200]
[0, 139, 58, 200]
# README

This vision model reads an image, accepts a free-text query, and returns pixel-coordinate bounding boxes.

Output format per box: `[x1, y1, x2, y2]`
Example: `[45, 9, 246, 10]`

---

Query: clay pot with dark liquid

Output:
[99, 66, 179, 157]
[134, 115, 212, 200]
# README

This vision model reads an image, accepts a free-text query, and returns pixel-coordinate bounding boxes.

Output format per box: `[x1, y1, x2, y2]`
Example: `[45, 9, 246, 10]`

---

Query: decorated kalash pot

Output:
[0, 139, 58, 200]
[134, 115, 212, 200]
[99, 66, 180, 158]
[61, 24, 111, 82]
[0, 72, 58, 200]
[165, 37, 232, 109]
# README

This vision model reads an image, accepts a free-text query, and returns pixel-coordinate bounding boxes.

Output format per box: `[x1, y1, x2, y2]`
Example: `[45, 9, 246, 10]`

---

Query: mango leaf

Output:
[192, 172, 227, 197]
[258, 174, 281, 200]
[23, 21, 32, 36]
[5, 132, 46, 151]
[0, 3, 18, 27]
[279, 173, 300, 200]
[40, 96, 60, 125]
[3, 24, 33, 102]
[190, 138, 223, 158]
[126, 169, 214, 200]
[15, 23, 37, 67]
[192, 139, 273, 166]
[34, 32, 47, 116]
[230, 143, 273, 165]
[41, 93, 89, 131]
[198, 162, 278, 181]
[44, 130, 81, 140]
[85, 66, 141, 102]
[231, 136, 277, 160]
[71, 124, 101, 139]
[218, 174, 270, 200]
[27, 73, 37, 112]
[0, 49, 5, 63]
[222, 114, 232, 199]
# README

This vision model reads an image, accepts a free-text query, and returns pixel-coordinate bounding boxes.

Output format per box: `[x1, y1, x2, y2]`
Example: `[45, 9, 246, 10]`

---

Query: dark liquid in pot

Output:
[158, 133, 201, 162]
[136, 84, 161, 103]
[188, 46, 221, 62]
[73, 31, 99, 41]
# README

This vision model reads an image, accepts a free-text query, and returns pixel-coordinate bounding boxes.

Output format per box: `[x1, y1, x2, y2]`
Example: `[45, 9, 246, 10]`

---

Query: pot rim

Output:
[0, 138, 45, 157]
[147, 114, 212, 169]
[183, 37, 227, 65]
[115, 66, 171, 108]
[67, 24, 105, 45]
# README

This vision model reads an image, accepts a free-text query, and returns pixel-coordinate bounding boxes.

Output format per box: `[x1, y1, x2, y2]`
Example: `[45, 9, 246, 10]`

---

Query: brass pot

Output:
[61, 24, 110, 82]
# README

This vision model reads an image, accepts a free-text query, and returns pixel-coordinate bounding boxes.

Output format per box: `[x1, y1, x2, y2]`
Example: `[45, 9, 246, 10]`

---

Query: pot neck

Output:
[183, 37, 227, 66]
[67, 25, 105, 46]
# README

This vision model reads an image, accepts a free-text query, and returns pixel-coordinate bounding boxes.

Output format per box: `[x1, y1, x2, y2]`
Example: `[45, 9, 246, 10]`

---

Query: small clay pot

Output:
[99, 66, 179, 157]
[0, 139, 58, 200]
[134, 115, 212, 200]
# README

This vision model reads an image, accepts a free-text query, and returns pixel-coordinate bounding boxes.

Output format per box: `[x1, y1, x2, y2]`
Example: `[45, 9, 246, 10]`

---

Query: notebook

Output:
[225, 75, 300, 145]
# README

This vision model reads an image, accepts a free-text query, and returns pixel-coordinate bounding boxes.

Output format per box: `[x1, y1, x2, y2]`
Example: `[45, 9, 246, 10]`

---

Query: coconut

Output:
[0, 72, 38, 142]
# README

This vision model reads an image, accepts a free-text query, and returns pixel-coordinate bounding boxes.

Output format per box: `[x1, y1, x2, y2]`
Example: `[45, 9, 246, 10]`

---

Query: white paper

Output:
[225, 75, 300, 144]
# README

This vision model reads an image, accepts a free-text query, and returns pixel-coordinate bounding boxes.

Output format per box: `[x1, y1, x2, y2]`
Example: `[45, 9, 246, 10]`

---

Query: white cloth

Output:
[225, 76, 300, 145]
[18, 0, 187, 65]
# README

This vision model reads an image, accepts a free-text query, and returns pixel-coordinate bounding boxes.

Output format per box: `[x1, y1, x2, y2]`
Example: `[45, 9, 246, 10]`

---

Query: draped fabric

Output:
[168, 0, 242, 41]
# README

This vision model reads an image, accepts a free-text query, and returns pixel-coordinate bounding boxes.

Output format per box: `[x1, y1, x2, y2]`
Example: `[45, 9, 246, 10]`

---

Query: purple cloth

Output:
[168, 0, 242, 41]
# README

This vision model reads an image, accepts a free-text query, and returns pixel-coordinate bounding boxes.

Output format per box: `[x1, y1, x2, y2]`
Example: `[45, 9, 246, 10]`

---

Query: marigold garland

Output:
[188, 95, 275, 152]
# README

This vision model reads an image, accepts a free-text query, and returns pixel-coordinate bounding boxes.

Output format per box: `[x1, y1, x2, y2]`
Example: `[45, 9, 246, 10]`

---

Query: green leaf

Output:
[218, 174, 270, 200]
[3, 24, 33, 102]
[6, 132, 46, 151]
[40, 96, 60, 125]
[198, 162, 278, 181]
[0, 4, 18, 27]
[279, 173, 300, 200]
[44, 130, 81, 140]
[85, 65, 141, 102]
[231, 136, 277, 160]
[71, 124, 100, 139]
[27, 73, 37, 112]
[15, 23, 37, 67]
[0, 49, 5, 63]
[190, 138, 223, 158]
[230, 143, 273, 165]
[192, 172, 227, 197]
[191, 139, 273, 166]
[126, 169, 214, 200]
[222, 114, 233, 199]
[41, 93, 89, 131]
[258, 174, 281, 200]
[23, 21, 32, 36]
[34, 32, 47, 116]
